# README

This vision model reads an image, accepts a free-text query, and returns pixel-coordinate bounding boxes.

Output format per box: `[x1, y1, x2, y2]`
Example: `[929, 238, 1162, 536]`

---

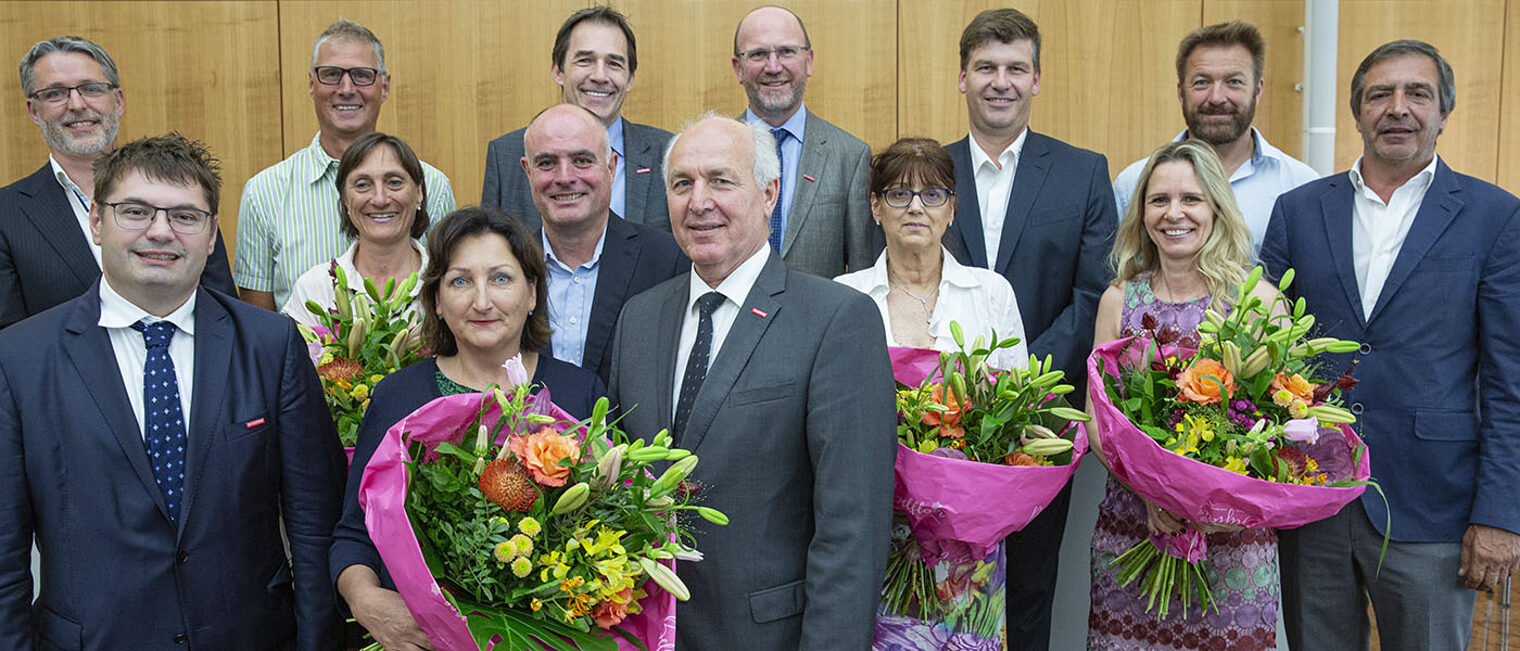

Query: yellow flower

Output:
[493, 541, 517, 563]
[349, 383, 369, 400]
[510, 534, 533, 556]
[1288, 399, 1309, 419]
[518, 516, 542, 537]
[510, 557, 533, 578]
[531, 598, 543, 612]
[369, 374, 385, 384]
[1223, 457, 1248, 474]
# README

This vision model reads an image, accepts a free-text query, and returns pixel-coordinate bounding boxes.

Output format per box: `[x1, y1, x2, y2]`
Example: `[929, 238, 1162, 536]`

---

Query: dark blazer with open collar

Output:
[0, 163, 237, 329]
[606, 251, 897, 650]
[0, 283, 344, 649]
[481, 117, 674, 232]
[1261, 160, 1520, 541]
[944, 131, 1116, 396]
[540, 213, 687, 387]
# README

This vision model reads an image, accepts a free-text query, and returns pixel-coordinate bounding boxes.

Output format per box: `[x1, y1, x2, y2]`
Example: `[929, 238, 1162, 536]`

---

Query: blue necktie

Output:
[133, 320, 187, 521]
[673, 292, 725, 442]
[769, 128, 787, 253]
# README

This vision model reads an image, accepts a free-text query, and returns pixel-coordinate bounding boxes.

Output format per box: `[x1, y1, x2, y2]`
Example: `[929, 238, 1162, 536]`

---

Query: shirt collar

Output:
[98, 277, 198, 335]
[1348, 154, 1440, 194]
[967, 127, 1027, 172]
[687, 245, 770, 313]
[48, 154, 90, 199]
[1173, 127, 1270, 170]
[744, 103, 808, 142]
[336, 239, 430, 296]
[854, 246, 982, 297]
[300, 133, 340, 186]
[541, 224, 609, 272]
[607, 117, 626, 157]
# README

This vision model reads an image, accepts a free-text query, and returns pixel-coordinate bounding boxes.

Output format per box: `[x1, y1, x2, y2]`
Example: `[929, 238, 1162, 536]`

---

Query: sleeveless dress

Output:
[1087, 277, 1278, 650]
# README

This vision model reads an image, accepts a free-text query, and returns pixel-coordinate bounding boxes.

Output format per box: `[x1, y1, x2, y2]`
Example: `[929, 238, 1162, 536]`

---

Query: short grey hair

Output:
[311, 19, 386, 75]
[1350, 39, 1455, 119]
[662, 111, 781, 190]
[19, 36, 120, 97]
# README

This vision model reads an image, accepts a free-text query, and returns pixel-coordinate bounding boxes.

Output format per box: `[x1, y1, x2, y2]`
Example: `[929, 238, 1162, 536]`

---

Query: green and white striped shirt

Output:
[233, 133, 456, 307]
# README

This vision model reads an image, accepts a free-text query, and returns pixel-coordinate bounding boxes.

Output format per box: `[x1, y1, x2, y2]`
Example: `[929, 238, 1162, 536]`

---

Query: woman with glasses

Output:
[834, 137, 1027, 369]
[281, 132, 429, 327]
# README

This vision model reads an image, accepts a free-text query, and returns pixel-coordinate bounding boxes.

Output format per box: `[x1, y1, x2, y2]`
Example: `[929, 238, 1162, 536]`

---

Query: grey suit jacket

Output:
[607, 251, 896, 650]
[0, 164, 237, 329]
[768, 109, 876, 278]
[480, 117, 673, 232]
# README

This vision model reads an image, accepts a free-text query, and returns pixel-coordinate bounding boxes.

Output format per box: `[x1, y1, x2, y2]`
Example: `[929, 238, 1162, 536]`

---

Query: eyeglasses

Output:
[313, 66, 380, 86]
[880, 187, 954, 208]
[103, 201, 214, 234]
[28, 82, 116, 104]
[738, 46, 809, 65]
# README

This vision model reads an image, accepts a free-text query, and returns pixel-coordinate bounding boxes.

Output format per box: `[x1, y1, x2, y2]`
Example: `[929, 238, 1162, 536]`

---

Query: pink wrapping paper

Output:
[1086, 337, 1370, 529]
[889, 346, 1087, 562]
[358, 391, 678, 651]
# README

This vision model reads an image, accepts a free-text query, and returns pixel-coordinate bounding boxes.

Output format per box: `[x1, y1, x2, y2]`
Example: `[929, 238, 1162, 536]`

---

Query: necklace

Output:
[889, 271, 939, 321]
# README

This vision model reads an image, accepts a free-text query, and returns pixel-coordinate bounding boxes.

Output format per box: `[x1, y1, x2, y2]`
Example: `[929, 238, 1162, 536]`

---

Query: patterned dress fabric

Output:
[1087, 276, 1278, 650]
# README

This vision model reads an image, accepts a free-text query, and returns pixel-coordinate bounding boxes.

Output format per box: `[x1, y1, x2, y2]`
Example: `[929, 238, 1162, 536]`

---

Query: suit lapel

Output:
[945, 139, 987, 268]
[62, 286, 173, 523]
[179, 289, 230, 533]
[781, 111, 827, 259]
[1319, 175, 1366, 327]
[651, 281, 686, 436]
[621, 119, 653, 224]
[1367, 162, 1463, 324]
[993, 132, 1051, 274]
[679, 255, 784, 452]
[18, 165, 98, 287]
[584, 216, 638, 372]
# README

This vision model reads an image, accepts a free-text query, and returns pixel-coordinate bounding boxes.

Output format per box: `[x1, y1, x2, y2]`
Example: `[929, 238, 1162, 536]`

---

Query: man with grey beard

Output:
[0, 36, 236, 328]
[1112, 21, 1319, 253]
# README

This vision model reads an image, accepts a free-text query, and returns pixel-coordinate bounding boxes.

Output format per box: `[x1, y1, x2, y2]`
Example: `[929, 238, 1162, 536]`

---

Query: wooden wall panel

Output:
[613, 0, 898, 151]
[1335, 0, 1505, 177]
[1498, 0, 1519, 193]
[0, 1, 282, 252]
[897, 0, 1202, 179]
[276, 0, 586, 212]
[1203, 0, 1308, 159]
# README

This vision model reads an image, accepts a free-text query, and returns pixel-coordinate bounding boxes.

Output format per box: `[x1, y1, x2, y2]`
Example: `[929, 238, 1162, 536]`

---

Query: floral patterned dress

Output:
[1087, 277, 1278, 650]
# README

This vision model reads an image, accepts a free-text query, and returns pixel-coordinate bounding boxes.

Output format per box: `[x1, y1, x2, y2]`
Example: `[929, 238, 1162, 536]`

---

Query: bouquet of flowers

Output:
[1088, 267, 1382, 619]
[357, 358, 722, 650]
[297, 263, 427, 448]
[874, 325, 1090, 650]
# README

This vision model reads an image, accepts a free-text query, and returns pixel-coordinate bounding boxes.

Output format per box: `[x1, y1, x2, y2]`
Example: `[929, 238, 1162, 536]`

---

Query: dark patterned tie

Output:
[769, 127, 787, 253]
[673, 292, 726, 441]
[133, 320, 188, 522]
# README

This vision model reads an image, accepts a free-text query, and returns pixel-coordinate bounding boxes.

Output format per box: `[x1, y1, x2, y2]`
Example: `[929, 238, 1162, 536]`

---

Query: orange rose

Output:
[591, 586, 635, 629]
[1176, 358, 1235, 404]
[1271, 373, 1318, 405]
[921, 385, 966, 439]
[508, 428, 581, 487]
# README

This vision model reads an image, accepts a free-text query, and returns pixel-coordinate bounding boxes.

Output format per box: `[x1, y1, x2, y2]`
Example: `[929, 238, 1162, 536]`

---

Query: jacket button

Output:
[1358, 343, 1371, 355]
[176, 551, 188, 564]
[1350, 402, 1364, 414]
[173, 633, 188, 644]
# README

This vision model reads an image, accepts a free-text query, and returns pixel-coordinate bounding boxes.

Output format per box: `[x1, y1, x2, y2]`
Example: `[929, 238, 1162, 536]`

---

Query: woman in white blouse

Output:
[835, 137, 1027, 369]
[281, 132, 429, 327]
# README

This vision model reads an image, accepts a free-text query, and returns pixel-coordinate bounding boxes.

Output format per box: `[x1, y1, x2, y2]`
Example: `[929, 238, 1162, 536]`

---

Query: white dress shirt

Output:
[1350, 155, 1439, 319]
[968, 128, 1028, 267]
[834, 246, 1029, 370]
[50, 155, 101, 267]
[99, 280, 197, 438]
[281, 240, 429, 329]
[671, 246, 771, 420]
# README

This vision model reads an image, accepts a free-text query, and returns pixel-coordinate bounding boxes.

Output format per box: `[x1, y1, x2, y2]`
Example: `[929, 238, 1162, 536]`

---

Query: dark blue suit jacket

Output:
[0, 284, 343, 650]
[541, 213, 687, 386]
[330, 356, 605, 590]
[1261, 160, 1520, 541]
[944, 132, 1116, 394]
[0, 164, 237, 329]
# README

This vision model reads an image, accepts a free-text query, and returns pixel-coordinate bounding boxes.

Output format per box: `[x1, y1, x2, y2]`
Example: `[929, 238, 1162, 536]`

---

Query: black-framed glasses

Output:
[28, 82, 116, 104]
[739, 46, 809, 65]
[880, 187, 954, 208]
[103, 201, 214, 234]
[313, 66, 380, 86]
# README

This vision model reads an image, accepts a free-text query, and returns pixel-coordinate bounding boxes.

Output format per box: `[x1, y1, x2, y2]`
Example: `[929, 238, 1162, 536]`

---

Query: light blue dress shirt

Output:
[542, 228, 607, 366]
[743, 105, 808, 247]
[608, 118, 626, 219]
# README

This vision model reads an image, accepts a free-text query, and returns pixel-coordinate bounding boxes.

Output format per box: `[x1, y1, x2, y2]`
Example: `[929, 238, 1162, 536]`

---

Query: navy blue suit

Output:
[331, 356, 605, 590]
[540, 214, 687, 386]
[0, 164, 237, 329]
[1261, 161, 1520, 541]
[0, 284, 344, 650]
[945, 132, 1117, 646]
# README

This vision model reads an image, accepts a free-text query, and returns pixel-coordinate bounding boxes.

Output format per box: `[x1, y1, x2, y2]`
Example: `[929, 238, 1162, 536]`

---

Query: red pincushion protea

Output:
[479, 458, 538, 512]
[1271, 445, 1309, 479]
[318, 356, 363, 383]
